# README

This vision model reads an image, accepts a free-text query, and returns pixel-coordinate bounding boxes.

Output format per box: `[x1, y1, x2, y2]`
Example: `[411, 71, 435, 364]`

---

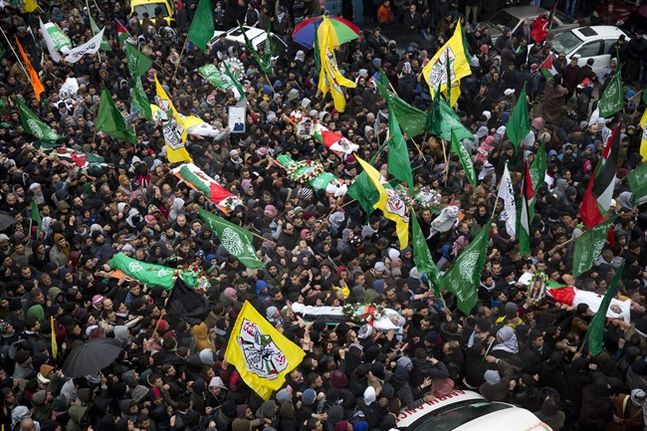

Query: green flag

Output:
[598, 70, 625, 118]
[450, 128, 476, 186]
[313, 30, 321, 76]
[131, 76, 153, 122]
[628, 163, 647, 205]
[506, 83, 530, 151]
[386, 108, 414, 190]
[187, 0, 214, 51]
[17, 98, 61, 143]
[376, 71, 427, 137]
[347, 171, 379, 216]
[31, 199, 42, 229]
[240, 24, 272, 76]
[97, 89, 137, 144]
[86, 0, 111, 51]
[528, 143, 547, 221]
[587, 263, 624, 357]
[442, 223, 489, 315]
[411, 214, 444, 294]
[572, 218, 615, 277]
[198, 64, 232, 88]
[426, 97, 473, 142]
[198, 209, 264, 269]
[223, 61, 246, 102]
[125, 42, 153, 78]
[110, 252, 177, 290]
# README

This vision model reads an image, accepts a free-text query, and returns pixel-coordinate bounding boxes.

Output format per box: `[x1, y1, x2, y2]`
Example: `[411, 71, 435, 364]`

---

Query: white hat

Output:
[374, 262, 386, 272]
[504, 88, 515, 96]
[482, 110, 492, 120]
[29, 183, 41, 191]
[209, 376, 227, 390]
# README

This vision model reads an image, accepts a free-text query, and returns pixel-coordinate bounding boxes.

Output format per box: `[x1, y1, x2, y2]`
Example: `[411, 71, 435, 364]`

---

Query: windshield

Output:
[551, 31, 583, 55]
[134, 3, 169, 18]
[407, 401, 512, 431]
[488, 11, 519, 31]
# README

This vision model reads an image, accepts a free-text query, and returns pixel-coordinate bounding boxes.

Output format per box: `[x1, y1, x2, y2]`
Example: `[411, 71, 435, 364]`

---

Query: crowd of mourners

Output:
[1, 0, 647, 430]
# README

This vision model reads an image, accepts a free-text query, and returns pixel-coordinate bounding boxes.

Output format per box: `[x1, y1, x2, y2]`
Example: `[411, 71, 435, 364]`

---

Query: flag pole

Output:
[172, 35, 189, 83]
[441, 138, 449, 186]
[0, 26, 30, 78]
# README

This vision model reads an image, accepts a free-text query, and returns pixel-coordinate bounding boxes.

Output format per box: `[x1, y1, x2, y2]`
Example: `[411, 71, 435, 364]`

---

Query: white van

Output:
[397, 390, 552, 431]
[209, 26, 287, 56]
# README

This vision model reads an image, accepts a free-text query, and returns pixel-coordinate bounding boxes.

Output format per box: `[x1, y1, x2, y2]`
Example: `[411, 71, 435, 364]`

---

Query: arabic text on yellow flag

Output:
[355, 156, 409, 249]
[640, 107, 647, 162]
[154, 74, 192, 163]
[316, 17, 356, 112]
[225, 301, 305, 400]
[422, 22, 471, 98]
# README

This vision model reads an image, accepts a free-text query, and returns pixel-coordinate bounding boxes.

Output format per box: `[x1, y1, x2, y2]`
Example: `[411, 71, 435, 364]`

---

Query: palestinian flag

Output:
[518, 161, 535, 256]
[173, 163, 242, 212]
[53, 147, 106, 170]
[116, 20, 132, 46]
[579, 122, 621, 228]
[313, 126, 358, 156]
[539, 53, 558, 80]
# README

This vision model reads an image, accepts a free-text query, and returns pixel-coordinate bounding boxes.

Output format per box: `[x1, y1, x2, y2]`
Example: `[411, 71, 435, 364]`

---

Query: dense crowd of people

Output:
[1, 0, 647, 431]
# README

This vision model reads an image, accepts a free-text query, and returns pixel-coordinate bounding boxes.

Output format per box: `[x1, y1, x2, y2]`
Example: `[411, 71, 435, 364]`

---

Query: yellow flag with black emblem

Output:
[225, 301, 305, 400]
[355, 156, 409, 249]
[422, 22, 471, 99]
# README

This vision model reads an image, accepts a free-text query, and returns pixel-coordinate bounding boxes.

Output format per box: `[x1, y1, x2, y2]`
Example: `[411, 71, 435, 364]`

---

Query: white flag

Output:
[39, 19, 68, 63]
[63, 28, 104, 63]
[497, 163, 516, 238]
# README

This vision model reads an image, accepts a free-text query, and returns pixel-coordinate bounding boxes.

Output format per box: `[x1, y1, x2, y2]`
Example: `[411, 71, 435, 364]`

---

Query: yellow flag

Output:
[640, 108, 647, 162]
[225, 301, 305, 400]
[23, 0, 38, 12]
[355, 156, 409, 249]
[50, 316, 58, 359]
[316, 17, 356, 112]
[154, 75, 193, 163]
[422, 22, 471, 98]
[442, 81, 461, 107]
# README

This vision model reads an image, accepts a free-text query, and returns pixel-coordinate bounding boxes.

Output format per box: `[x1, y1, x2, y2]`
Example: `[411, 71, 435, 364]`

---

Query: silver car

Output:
[485, 6, 584, 41]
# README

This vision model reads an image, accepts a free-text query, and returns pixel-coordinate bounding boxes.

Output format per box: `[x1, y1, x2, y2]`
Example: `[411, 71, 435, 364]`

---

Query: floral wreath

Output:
[395, 184, 444, 213]
[176, 263, 211, 291]
[342, 303, 385, 325]
[285, 160, 325, 183]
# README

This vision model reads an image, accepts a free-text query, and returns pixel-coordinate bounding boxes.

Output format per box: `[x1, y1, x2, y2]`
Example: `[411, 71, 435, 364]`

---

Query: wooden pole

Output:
[441, 138, 449, 186]
[172, 35, 188, 83]
[0, 26, 30, 78]
[548, 231, 584, 255]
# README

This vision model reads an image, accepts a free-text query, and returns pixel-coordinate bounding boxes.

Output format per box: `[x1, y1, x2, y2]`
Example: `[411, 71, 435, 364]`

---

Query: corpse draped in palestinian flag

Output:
[172, 163, 243, 213]
[289, 111, 359, 156]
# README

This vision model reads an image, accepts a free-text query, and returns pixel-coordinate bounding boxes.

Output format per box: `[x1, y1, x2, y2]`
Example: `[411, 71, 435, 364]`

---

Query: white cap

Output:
[209, 376, 227, 390]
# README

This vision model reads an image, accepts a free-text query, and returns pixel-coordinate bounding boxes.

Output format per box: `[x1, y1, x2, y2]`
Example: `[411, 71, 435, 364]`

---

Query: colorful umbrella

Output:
[292, 16, 360, 49]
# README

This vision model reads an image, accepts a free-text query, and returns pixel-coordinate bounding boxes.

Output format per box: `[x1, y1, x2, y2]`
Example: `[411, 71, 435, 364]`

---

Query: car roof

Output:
[500, 5, 548, 19]
[452, 406, 549, 431]
[572, 26, 627, 40]
[131, 0, 170, 7]
[396, 390, 485, 428]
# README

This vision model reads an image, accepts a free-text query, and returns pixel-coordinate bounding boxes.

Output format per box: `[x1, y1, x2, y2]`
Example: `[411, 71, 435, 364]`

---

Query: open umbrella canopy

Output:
[0, 213, 17, 231]
[62, 338, 123, 378]
[292, 16, 360, 49]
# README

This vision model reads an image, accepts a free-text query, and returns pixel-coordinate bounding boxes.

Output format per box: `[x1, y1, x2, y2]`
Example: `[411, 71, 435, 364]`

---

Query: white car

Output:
[397, 389, 552, 431]
[485, 6, 582, 41]
[549, 26, 629, 77]
[209, 26, 287, 55]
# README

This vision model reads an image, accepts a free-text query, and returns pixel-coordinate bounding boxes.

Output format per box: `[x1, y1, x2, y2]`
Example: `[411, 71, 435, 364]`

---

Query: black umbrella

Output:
[0, 213, 16, 231]
[62, 338, 123, 378]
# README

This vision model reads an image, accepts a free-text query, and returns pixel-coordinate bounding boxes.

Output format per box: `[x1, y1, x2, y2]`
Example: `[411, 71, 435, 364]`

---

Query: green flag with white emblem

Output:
[199, 209, 264, 269]
[125, 42, 153, 78]
[109, 252, 177, 290]
[131, 76, 153, 122]
[572, 217, 615, 277]
[17, 98, 61, 143]
[442, 222, 489, 315]
[598, 70, 624, 118]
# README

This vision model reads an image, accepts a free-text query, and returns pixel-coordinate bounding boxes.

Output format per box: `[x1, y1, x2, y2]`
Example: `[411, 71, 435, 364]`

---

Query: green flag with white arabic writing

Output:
[86, 0, 111, 51]
[131, 76, 153, 122]
[442, 222, 489, 315]
[17, 98, 61, 143]
[109, 252, 177, 290]
[199, 209, 264, 269]
[572, 217, 615, 277]
[598, 70, 624, 118]
[125, 42, 152, 78]
[628, 163, 647, 205]
[587, 263, 624, 356]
